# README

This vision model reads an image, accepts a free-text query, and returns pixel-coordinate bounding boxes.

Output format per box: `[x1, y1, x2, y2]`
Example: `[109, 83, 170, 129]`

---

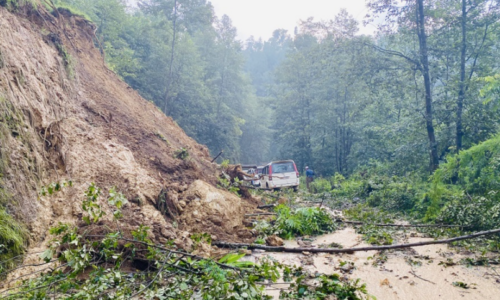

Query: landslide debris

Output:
[0, 5, 255, 260]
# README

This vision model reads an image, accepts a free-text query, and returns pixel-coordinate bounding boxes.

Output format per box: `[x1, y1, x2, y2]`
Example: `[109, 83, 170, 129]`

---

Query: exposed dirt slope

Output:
[0, 6, 254, 252]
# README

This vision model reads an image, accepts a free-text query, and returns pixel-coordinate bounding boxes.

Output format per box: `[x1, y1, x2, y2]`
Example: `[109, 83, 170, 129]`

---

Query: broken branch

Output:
[211, 150, 224, 163]
[410, 270, 436, 285]
[244, 213, 277, 217]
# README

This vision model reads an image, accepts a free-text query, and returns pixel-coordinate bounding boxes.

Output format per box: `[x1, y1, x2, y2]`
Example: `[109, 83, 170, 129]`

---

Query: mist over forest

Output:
[50, 0, 500, 177]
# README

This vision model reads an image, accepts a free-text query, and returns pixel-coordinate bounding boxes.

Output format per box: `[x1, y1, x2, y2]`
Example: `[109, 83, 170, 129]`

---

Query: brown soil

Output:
[0, 5, 258, 264]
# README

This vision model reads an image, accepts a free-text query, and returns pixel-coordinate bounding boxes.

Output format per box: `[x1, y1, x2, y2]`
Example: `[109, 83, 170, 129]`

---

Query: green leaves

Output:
[256, 205, 336, 239]
[39, 249, 53, 263]
[39, 180, 73, 197]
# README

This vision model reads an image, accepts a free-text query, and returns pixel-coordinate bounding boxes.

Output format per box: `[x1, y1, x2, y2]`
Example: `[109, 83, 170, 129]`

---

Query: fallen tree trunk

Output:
[340, 220, 469, 228]
[245, 213, 277, 217]
[214, 227, 500, 254]
[257, 204, 276, 209]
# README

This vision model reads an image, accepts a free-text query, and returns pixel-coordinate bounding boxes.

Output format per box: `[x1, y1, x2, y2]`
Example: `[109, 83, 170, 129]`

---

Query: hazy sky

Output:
[209, 0, 375, 41]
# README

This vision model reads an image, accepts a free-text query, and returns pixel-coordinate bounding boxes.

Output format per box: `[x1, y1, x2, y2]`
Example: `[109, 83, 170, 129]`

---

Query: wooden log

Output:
[213, 227, 500, 254]
[257, 204, 276, 209]
[338, 219, 469, 228]
[244, 213, 277, 217]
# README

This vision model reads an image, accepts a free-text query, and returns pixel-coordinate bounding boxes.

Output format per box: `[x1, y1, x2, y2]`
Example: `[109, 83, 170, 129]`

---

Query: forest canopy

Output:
[49, 0, 500, 179]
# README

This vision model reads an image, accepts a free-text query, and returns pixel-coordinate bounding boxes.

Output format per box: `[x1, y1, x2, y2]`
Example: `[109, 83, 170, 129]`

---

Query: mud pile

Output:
[0, 6, 254, 252]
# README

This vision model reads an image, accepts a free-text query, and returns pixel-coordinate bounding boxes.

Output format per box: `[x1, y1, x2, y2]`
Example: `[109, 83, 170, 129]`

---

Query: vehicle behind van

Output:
[260, 160, 299, 191]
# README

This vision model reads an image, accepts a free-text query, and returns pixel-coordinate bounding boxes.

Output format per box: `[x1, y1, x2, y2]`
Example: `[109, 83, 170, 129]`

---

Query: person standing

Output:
[305, 166, 315, 192]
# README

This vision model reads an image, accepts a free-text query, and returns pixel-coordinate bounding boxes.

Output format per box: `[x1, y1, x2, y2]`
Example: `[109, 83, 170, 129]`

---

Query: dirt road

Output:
[247, 227, 500, 299]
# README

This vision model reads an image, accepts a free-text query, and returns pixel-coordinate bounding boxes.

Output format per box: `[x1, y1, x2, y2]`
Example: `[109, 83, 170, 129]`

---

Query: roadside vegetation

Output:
[297, 136, 500, 250]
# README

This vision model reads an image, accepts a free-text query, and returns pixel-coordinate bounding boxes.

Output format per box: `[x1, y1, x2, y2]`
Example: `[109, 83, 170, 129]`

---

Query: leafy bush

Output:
[330, 173, 425, 215]
[309, 177, 332, 194]
[273, 205, 336, 239]
[280, 273, 371, 299]
[357, 225, 394, 245]
[436, 192, 500, 231]
[432, 135, 500, 196]
[330, 175, 370, 200]
[423, 136, 500, 225]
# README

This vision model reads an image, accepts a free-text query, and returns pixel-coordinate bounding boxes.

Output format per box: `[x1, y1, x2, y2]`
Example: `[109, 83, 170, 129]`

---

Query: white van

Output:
[260, 160, 299, 191]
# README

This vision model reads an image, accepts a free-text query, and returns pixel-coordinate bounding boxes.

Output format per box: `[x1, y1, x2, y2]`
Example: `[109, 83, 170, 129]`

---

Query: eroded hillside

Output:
[0, 5, 256, 258]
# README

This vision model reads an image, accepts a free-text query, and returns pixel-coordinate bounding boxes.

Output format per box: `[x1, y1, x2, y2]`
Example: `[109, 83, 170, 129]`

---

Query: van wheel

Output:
[293, 186, 298, 192]
[273, 188, 279, 192]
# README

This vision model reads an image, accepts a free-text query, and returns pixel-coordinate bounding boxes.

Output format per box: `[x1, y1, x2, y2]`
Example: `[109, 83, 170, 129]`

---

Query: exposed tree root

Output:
[214, 227, 500, 254]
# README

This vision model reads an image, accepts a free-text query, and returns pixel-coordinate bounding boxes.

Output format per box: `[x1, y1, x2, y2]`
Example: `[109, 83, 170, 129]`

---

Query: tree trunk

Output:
[163, 0, 178, 114]
[456, 0, 467, 153]
[416, 0, 439, 172]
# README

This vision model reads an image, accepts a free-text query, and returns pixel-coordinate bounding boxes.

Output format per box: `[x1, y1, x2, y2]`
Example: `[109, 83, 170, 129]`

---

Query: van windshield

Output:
[272, 162, 295, 174]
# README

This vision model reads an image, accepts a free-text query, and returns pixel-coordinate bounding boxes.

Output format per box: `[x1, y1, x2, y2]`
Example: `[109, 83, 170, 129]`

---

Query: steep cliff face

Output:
[0, 6, 253, 257]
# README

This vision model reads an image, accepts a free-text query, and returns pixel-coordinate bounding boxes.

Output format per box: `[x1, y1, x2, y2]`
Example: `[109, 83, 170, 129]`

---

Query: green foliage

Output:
[432, 136, 500, 196]
[221, 159, 230, 169]
[309, 177, 332, 194]
[271, 205, 336, 239]
[423, 136, 500, 229]
[174, 147, 189, 160]
[330, 172, 426, 215]
[357, 225, 394, 246]
[218, 176, 241, 195]
[0, 0, 37, 10]
[344, 204, 394, 224]
[280, 273, 372, 300]
[82, 183, 104, 224]
[436, 192, 500, 231]
[39, 180, 72, 196]
[4, 184, 369, 299]
[0, 209, 27, 276]
[190, 232, 212, 245]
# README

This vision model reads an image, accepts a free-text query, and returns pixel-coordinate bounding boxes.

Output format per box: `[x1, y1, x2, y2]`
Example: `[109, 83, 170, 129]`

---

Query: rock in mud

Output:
[238, 249, 252, 256]
[266, 235, 284, 246]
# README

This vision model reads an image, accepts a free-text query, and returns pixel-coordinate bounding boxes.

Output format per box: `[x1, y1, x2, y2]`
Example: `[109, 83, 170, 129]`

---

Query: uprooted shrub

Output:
[255, 205, 336, 240]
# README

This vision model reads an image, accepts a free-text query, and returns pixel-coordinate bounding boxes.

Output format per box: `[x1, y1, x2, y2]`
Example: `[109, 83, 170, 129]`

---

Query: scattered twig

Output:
[214, 227, 500, 254]
[410, 270, 436, 285]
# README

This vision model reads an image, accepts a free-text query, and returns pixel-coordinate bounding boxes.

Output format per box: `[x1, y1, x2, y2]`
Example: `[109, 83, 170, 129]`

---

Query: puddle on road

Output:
[246, 227, 500, 299]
